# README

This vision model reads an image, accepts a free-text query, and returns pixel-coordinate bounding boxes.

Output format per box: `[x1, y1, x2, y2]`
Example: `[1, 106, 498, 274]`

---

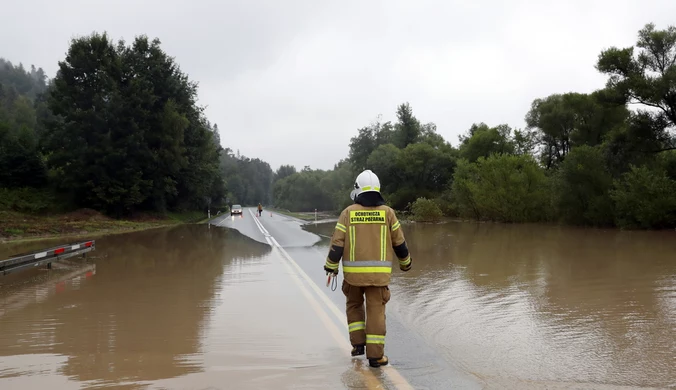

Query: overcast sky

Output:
[2, 0, 675, 170]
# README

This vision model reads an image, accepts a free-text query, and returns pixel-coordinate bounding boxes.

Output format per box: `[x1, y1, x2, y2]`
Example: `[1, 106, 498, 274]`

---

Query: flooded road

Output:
[1, 212, 674, 389]
[307, 222, 676, 389]
[0, 225, 379, 389]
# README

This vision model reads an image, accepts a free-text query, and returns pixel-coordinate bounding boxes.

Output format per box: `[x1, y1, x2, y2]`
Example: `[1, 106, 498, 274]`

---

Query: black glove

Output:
[400, 257, 412, 272]
[324, 265, 339, 275]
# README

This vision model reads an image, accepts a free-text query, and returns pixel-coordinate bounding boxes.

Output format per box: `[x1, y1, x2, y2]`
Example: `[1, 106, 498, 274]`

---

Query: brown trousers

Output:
[342, 280, 391, 359]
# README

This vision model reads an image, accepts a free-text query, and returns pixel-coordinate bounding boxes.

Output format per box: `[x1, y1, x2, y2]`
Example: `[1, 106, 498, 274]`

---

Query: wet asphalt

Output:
[210, 208, 481, 390]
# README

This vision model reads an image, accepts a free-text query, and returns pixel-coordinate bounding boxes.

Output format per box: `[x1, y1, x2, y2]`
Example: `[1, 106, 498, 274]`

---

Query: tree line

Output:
[271, 23, 676, 229]
[1, 33, 225, 216]
[2, 24, 675, 229]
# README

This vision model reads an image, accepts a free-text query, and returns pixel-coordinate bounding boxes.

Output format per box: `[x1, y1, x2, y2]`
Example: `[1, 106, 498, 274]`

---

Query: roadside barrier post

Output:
[1, 240, 96, 276]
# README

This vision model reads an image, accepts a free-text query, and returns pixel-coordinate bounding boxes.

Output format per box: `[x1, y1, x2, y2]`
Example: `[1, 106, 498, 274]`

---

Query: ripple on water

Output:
[391, 223, 676, 388]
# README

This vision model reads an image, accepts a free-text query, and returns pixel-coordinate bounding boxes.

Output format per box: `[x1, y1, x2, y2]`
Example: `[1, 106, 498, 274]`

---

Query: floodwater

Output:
[308, 222, 676, 389]
[1, 216, 675, 389]
[0, 226, 363, 389]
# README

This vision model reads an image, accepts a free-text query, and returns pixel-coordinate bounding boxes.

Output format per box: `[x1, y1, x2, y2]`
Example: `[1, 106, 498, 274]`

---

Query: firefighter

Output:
[323, 169, 413, 368]
[257, 203, 263, 217]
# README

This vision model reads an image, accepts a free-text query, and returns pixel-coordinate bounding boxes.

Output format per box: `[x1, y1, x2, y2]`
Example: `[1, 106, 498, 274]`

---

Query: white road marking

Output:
[248, 208, 414, 390]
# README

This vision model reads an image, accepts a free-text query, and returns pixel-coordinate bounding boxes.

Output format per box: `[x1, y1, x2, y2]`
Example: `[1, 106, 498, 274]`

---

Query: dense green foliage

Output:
[272, 161, 353, 212]
[0, 59, 49, 189]
[219, 149, 274, 206]
[551, 146, 615, 226]
[410, 198, 443, 222]
[1, 33, 225, 216]
[44, 33, 224, 215]
[611, 164, 676, 229]
[0, 187, 58, 213]
[269, 23, 676, 229]
[451, 154, 550, 223]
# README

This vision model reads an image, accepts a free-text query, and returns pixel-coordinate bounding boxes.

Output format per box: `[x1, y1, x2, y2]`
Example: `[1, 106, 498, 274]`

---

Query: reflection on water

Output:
[3, 221, 675, 389]
[307, 221, 676, 388]
[0, 224, 374, 390]
[0, 225, 272, 388]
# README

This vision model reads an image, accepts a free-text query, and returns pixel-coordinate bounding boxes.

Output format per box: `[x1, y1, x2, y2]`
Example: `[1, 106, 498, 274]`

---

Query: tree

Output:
[458, 123, 515, 162]
[319, 159, 354, 211]
[597, 23, 676, 132]
[525, 92, 628, 168]
[419, 122, 448, 148]
[220, 150, 273, 205]
[0, 121, 47, 188]
[451, 154, 550, 223]
[0, 59, 50, 189]
[596, 22, 676, 173]
[275, 164, 297, 182]
[45, 33, 142, 213]
[0, 58, 48, 99]
[44, 32, 223, 215]
[611, 165, 676, 229]
[272, 169, 334, 211]
[348, 119, 394, 171]
[552, 145, 614, 226]
[393, 142, 456, 209]
[513, 128, 538, 156]
[212, 123, 221, 146]
[393, 102, 420, 149]
[366, 144, 402, 195]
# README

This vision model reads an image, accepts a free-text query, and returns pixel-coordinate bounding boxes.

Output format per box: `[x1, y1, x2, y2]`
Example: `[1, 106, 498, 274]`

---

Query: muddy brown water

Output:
[1, 221, 675, 389]
[306, 221, 676, 389]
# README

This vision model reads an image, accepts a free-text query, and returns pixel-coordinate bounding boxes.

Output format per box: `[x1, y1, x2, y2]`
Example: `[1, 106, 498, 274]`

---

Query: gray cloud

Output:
[2, 0, 675, 170]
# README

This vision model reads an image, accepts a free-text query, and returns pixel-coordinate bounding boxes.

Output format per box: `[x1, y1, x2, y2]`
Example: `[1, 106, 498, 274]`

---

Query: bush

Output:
[0, 187, 59, 213]
[410, 197, 443, 222]
[433, 192, 459, 217]
[552, 145, 615, 226]
[610, 165, 676, 229]
[451, 154, 550, 223]
[167, 211, 208, 223]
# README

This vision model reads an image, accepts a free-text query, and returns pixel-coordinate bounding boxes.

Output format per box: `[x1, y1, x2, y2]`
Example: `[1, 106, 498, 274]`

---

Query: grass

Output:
[166, 211, 211, 224]
[0, 208, 214, 243]
[0, 187, 60, 214]
[0, 186, 223, 242]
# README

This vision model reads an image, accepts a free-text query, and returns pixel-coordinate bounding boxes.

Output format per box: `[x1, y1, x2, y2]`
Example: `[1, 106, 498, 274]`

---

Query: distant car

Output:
[231, 205, 243, 216]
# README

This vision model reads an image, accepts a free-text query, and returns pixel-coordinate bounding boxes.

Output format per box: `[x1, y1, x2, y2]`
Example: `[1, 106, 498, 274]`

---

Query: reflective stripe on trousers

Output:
[348, 321, 365, 332]
[366, 334, 385, 345]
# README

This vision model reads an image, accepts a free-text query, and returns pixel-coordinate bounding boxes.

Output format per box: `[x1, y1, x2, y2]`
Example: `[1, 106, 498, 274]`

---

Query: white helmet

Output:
[350, 170, 381, 201]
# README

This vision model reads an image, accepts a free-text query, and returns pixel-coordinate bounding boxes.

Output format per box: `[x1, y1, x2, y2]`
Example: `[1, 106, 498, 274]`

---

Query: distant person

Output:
[323, 169, 413, 368]
[257, 203, 263, 217]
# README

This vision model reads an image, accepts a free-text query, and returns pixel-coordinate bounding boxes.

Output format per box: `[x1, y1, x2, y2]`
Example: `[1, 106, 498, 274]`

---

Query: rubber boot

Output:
[369, 355, 389, 368]
[351, 344, 365, 356]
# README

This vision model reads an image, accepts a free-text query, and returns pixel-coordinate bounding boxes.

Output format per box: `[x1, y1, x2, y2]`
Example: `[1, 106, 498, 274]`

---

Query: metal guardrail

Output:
[0, 240, 95, 276]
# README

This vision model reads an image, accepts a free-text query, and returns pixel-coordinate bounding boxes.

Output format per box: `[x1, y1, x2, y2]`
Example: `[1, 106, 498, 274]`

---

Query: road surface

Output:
[210, 208, 480, 390]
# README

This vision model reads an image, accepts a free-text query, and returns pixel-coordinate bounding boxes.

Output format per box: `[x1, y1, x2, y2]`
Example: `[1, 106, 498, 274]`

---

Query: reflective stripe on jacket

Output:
[325, 204, 409, 286]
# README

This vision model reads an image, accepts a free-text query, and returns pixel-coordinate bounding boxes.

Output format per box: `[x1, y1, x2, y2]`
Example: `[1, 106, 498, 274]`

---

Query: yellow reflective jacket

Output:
[325, 203, 411, 286]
